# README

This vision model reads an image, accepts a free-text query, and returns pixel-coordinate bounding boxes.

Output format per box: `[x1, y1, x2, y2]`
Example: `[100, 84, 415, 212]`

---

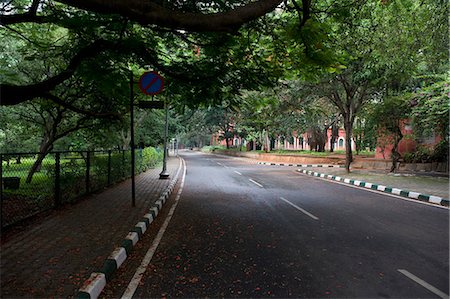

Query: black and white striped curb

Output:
[77, 158, 183, 299]
[297, 169, 449, 207]
[258, 161, 344, 168]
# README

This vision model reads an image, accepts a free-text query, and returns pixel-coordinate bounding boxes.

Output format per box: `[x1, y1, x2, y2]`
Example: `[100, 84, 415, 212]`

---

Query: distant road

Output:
[111, 151, 449, 298]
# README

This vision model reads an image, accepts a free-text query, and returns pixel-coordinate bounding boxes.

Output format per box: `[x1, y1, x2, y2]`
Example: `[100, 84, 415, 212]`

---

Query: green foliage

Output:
[431, 140, 449, 162]
[141, 147, 163, 169]
[411, 80, 450, 139]
[402, 141, 448, 163]
[403, 146, 432, 163]
[201, 145, 223, 152]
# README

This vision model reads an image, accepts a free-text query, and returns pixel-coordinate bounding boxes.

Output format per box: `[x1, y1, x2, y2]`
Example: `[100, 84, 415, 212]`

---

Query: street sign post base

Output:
[159, 172, 170, 179]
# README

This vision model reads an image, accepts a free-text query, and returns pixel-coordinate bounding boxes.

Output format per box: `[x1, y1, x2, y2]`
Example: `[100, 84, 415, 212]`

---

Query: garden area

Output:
[1, 147, 162, 228]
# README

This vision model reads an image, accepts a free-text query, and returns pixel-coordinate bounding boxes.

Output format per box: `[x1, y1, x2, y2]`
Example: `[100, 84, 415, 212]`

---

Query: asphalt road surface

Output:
[102, 150, 449, 298]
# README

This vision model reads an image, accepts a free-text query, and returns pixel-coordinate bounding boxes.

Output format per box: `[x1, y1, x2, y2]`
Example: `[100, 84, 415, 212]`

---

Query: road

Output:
[102, 150, 449, 298]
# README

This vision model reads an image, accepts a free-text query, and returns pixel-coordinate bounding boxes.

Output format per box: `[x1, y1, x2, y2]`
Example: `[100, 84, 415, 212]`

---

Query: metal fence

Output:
[0, 148, 162, 229]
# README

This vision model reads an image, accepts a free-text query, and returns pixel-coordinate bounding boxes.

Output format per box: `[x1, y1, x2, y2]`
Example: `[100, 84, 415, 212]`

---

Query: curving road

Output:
[103, 150, 449, 298]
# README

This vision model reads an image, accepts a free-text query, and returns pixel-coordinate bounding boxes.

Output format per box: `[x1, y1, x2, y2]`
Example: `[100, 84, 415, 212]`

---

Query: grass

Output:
[203, 146, 375, 157]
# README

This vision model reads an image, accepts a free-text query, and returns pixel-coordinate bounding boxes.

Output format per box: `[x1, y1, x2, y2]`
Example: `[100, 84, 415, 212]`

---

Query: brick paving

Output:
[0, 157, 181, 298]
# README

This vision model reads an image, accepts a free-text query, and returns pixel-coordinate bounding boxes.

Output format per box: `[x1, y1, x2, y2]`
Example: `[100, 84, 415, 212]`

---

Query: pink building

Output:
[275, 129, 356, 151]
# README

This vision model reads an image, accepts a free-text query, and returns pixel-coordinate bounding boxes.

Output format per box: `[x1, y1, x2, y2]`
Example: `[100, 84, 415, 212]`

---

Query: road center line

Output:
[121, 158, 187, 299]
[279, 197, 319, 220]
[249, 178, 264, 188]
[397, 269, 448, 299]
[234, 171, 242, 175]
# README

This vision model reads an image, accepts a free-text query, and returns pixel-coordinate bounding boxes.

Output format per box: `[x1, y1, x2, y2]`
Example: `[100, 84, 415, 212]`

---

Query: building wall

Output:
[276, 128, 356, 151]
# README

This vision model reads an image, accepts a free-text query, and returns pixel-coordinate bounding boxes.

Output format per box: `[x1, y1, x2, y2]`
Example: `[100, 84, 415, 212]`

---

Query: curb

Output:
[258, 162, 344, 168]
[77, 158, 183, 299]
[297, 169, 449, 207]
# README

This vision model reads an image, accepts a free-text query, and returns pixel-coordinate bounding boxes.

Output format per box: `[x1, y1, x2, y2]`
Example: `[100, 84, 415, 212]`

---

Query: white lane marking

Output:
[121, 158, 187, 299]
[279, 197, 319, 220]
[217, 162, 222, 166]
[223, 165, 229, 169]
[398, 269, 449, 299]
[234, 171, 242, 175]
[249, 178, 264, 188]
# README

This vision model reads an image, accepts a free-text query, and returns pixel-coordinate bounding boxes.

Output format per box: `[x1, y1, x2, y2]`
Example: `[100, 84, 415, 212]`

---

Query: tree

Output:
[371, 95, 412, 172]
[11, 100, 108, 182]
[0, 0, 313, 109]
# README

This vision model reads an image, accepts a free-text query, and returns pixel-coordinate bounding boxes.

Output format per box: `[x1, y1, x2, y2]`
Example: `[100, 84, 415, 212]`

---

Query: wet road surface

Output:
[101, 151, 449, 298]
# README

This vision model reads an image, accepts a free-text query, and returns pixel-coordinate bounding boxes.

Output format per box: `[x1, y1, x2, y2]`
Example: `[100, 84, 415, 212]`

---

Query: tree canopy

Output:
[1, 0, 448, 172]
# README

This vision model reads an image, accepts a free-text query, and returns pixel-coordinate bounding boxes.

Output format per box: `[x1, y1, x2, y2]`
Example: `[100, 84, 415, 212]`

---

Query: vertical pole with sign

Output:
[137, 71, 168, 180]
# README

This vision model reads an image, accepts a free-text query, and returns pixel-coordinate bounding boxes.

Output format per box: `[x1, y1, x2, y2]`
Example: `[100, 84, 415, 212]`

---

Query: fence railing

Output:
[0, 147, 162, 230]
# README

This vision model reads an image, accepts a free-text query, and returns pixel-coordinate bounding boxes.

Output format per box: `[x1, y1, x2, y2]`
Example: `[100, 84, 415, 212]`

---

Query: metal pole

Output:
[159, 100, 170, 179]
[130, 70, 136, 207]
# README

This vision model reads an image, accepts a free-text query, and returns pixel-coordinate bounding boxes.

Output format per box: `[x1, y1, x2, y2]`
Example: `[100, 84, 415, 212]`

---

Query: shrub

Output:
[402, 146, 432, 163]
[431, 140, 449, 162]
[141, 147, 163, 169]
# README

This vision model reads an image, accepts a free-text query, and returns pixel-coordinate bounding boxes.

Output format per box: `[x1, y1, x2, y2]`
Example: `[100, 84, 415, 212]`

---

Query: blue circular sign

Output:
[138, 71, 164, 95]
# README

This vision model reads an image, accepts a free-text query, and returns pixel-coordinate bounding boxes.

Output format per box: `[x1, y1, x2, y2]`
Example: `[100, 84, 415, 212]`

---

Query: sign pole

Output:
[130, 70, 136, 206]
[159, 99, 170, 179]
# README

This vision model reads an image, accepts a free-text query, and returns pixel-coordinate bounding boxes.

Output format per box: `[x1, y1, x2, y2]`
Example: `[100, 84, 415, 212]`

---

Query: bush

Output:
[402, 152, 415, 163]
[141, 147, 163, 169]
[403, 142, 448, 163]
[431, 140, 449, 162]
[402, 146, 432, 163]
[201, 145, 223, 152]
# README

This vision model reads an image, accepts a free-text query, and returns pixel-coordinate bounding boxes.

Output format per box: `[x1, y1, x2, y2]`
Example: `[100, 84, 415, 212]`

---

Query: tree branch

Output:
[0, 39, 115, 106]
[56, 0, 283, 32]
[44, 93, 122, 119]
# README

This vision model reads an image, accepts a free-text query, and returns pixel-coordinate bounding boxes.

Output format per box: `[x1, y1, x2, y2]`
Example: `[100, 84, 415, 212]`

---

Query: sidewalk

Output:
[256, 161, 449, 206]
[0, 156, 181, 298]
[299, 167, 449, 200]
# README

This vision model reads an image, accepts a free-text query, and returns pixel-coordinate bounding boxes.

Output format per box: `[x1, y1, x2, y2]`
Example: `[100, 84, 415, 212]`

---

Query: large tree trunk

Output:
[390, 128, 403, 173]
[263, 130, 270, 152]
[343, 119, 353, 173]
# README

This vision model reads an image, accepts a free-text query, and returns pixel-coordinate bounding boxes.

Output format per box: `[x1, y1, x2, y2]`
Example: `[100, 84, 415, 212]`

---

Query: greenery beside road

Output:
[1, 147, 162, 227]
[202, 145, 375, 157]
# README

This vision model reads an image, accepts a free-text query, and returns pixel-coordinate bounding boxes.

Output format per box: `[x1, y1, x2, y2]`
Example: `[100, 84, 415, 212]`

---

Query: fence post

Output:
[86, 151, 91, 193]
[54, 152, 61, 208]
[107, 150, 112, 185]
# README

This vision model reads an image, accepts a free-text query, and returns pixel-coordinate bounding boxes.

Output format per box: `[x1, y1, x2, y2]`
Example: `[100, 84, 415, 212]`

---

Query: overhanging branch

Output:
[56, 0, 284, 32]
[0, 39, 115, 106]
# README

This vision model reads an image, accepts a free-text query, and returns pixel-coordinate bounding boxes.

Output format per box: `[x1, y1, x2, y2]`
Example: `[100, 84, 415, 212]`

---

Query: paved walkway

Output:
[0, 157, 181, 298]
[301, 167, 449, 200]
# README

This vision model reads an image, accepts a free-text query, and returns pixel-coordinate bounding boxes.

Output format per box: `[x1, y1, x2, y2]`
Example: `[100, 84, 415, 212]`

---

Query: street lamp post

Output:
[159, 100, 170, 179]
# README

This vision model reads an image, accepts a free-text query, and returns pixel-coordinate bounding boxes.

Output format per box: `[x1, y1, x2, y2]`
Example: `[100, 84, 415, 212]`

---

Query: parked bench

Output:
[2, 177, 20, 190]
